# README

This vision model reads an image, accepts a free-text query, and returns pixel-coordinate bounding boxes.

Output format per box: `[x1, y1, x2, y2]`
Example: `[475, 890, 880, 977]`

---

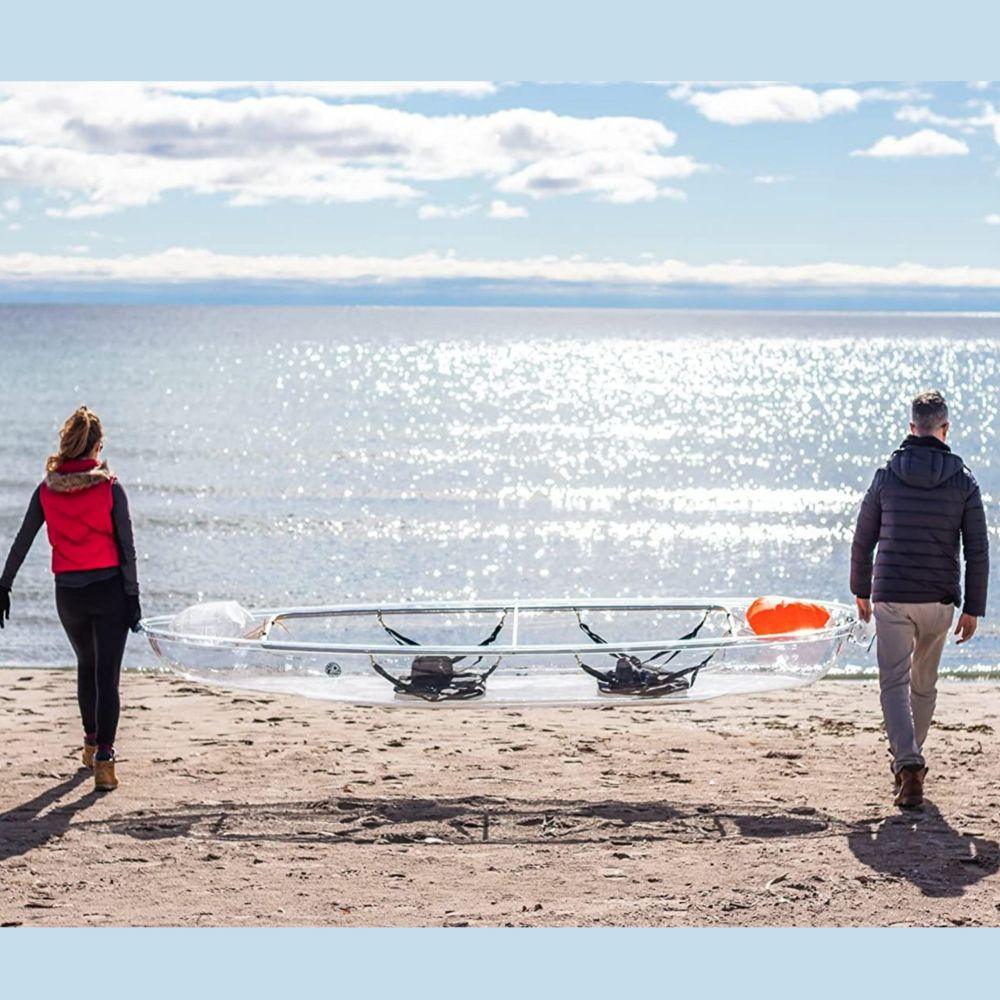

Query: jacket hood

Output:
[45, 459, 114, 493]
[888, 436, 964, 489]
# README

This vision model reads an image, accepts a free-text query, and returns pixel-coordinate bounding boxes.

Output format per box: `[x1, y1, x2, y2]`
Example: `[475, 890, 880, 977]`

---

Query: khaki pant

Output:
[874, 601, 954, 772]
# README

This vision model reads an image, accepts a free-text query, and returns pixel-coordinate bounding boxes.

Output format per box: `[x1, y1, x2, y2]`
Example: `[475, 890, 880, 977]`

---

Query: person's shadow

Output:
[847, 801, 999, 897]
[0, 770, 98, 863]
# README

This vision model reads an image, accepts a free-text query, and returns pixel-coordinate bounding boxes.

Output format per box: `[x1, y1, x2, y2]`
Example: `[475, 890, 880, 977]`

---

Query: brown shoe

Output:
[82, 744, 97, 770]
[894, 766, 926, 808]
[94, 759, 118, 791]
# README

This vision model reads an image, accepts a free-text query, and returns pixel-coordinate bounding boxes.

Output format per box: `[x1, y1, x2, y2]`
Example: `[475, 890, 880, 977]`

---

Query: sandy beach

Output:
[1, 669, 998, 927]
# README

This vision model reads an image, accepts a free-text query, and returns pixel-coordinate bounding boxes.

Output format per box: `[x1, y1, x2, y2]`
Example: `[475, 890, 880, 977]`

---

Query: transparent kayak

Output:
[140, 598, 866, 707]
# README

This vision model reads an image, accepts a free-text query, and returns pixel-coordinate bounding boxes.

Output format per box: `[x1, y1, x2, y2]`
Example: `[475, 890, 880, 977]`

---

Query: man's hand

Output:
[855, 597, 872, 623]
[955, 613, 978, 645]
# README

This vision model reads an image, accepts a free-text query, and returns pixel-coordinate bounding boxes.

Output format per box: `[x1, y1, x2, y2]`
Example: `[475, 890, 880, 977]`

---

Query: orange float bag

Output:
[746, 596, 831, 635]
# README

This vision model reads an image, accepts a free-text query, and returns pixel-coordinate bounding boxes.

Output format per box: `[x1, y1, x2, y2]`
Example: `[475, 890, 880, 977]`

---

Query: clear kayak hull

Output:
[140, 598, 864, 708]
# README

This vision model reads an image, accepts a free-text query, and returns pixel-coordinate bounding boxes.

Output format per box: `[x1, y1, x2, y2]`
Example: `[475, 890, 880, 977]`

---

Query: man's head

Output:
[910, 390, 949, 440]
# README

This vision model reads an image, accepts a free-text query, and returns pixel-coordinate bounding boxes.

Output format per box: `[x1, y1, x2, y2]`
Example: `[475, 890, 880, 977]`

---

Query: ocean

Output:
[0, 305, 996, 674]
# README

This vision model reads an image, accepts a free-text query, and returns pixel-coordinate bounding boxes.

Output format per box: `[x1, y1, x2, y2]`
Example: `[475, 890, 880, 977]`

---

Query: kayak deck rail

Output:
[141, 598, 859, 657]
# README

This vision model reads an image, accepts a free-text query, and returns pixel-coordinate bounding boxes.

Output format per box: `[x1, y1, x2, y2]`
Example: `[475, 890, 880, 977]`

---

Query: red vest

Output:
[38, 459, 120, 575]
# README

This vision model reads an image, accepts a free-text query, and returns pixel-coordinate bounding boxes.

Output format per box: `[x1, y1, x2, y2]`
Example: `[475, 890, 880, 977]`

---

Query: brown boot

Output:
[94, 759, 118, 791]
[894, 766, 926, 808]
[82, 744, 97, 770]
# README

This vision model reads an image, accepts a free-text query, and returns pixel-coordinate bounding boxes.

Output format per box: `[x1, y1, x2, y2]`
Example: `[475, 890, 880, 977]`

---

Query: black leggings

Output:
[55, 576, 129, 747]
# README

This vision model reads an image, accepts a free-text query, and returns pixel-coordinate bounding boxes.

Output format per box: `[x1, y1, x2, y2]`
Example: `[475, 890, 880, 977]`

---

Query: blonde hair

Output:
[47, 406, 104, 473]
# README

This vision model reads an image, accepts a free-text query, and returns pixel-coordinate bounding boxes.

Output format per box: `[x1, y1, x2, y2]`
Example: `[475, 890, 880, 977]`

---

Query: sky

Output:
[0, 80, 998, 308]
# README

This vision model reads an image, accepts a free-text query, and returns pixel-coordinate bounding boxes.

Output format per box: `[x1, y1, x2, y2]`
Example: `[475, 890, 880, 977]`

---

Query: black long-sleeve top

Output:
[1, 483, 139, 596]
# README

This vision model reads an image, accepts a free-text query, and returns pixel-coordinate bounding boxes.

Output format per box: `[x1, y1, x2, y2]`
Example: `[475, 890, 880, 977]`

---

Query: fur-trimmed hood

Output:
[45, 459, 114, 493]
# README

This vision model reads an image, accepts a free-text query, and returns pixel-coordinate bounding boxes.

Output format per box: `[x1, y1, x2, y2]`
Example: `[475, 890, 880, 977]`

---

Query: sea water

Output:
[0, 305, 996, 674]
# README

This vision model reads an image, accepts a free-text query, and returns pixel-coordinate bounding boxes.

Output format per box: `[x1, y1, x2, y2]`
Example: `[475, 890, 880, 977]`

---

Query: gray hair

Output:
[911, 390, 949, 435]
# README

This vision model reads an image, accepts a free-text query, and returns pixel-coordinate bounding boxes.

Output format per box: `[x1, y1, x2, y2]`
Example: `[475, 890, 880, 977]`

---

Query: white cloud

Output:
[3, 246, 1000, 292]
[6, 222, 21, 231]
[1, 195, 20, 214]
[0, 83, 703, 217]
[0, 142, 416, 218]
[497, 151, 698, 203]
[896, 102, 1000, 142]
[673, 84, 860, 124]
[850, 128, 969, 158]
[417, 203, 479, 220]
[986, 213, 1000, 225]
[671, 83, 932, 126]
[161, 82, 498, 99]
[488, 199, 527, 219]
[753, 174, 793, 184]
[856, 86, 932, 103]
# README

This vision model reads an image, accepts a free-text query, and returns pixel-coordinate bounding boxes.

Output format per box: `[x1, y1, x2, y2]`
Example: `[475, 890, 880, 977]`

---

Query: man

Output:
[851, 390, 989, 808]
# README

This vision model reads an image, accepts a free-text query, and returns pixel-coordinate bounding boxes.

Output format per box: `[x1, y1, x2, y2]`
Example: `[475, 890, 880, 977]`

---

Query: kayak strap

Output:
[369, 653, 502, 702]
[575, 650, 717, 697]
[573, 607, 724, 697]
[574, 607, 714, 667]
[376, 608, 508, 667]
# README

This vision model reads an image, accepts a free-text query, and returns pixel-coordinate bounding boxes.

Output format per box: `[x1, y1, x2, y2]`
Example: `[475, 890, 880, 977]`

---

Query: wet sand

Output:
[1, 669, 998, 927]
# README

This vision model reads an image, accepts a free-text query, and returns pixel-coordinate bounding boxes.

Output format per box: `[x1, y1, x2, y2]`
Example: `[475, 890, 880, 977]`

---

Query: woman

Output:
[0, 407, 141, 792]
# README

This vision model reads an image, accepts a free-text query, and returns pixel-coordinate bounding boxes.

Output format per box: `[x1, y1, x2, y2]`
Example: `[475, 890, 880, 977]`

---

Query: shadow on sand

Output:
[847, 801, 999, 897]
[0, 770, 98, 863]
[87, 793, 833, 848]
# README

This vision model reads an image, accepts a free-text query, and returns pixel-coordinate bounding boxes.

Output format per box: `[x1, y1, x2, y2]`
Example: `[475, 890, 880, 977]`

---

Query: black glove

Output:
[126, 594, 143, 633]
[0, 585, 9, 629]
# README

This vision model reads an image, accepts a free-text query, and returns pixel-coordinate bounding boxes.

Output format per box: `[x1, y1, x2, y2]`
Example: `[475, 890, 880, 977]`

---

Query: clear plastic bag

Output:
[170, 601, 259, 639]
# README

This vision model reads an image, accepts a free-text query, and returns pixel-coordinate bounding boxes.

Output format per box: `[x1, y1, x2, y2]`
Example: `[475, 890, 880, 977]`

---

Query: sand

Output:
[1, 669, 998, 927]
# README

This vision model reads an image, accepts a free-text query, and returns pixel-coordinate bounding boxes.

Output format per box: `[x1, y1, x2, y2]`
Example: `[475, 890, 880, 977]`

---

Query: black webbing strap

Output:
[452, 610, 507, 667]
[576, 615, 611, 648]
[375, 609, 508, 666]
[376, 611, 422, 647]
[573, 607, 725, 695]
[575, 649, 715, 695]
[574, 607, 714, 668]
[577, 659, 615, 682]
[369, 654, 502, 702]
[642, 610, 713, 668]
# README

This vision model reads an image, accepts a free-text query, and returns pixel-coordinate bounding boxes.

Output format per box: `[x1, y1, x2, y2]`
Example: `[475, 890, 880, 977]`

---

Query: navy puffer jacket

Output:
[850, 435, 989, 616]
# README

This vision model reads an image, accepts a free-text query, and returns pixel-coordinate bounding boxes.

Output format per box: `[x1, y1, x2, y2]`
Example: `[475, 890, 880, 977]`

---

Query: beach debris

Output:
[721, 899, 753, 912]
[764, 873, 791, 902]
[933, 721, 993, 733]
[662, 898, 690, 912]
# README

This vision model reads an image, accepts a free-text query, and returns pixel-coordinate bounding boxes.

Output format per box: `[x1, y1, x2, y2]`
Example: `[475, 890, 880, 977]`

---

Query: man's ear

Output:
[909, 422, 917, 435]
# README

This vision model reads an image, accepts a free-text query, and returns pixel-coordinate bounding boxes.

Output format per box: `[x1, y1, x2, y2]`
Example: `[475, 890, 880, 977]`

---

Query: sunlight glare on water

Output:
[0, 306, 996, 674]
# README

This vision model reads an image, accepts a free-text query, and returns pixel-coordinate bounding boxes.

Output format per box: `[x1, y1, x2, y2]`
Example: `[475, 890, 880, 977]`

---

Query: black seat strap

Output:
[376, 609, 508, 667]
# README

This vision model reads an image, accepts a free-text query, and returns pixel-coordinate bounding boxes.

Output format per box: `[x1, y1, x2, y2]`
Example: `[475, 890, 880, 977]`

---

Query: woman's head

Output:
[47, 406, 104, 473]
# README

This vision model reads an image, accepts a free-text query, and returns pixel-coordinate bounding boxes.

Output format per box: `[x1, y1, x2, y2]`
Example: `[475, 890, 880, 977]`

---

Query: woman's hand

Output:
[126, 594, 143, 634]
[0, 585, 9, 628]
